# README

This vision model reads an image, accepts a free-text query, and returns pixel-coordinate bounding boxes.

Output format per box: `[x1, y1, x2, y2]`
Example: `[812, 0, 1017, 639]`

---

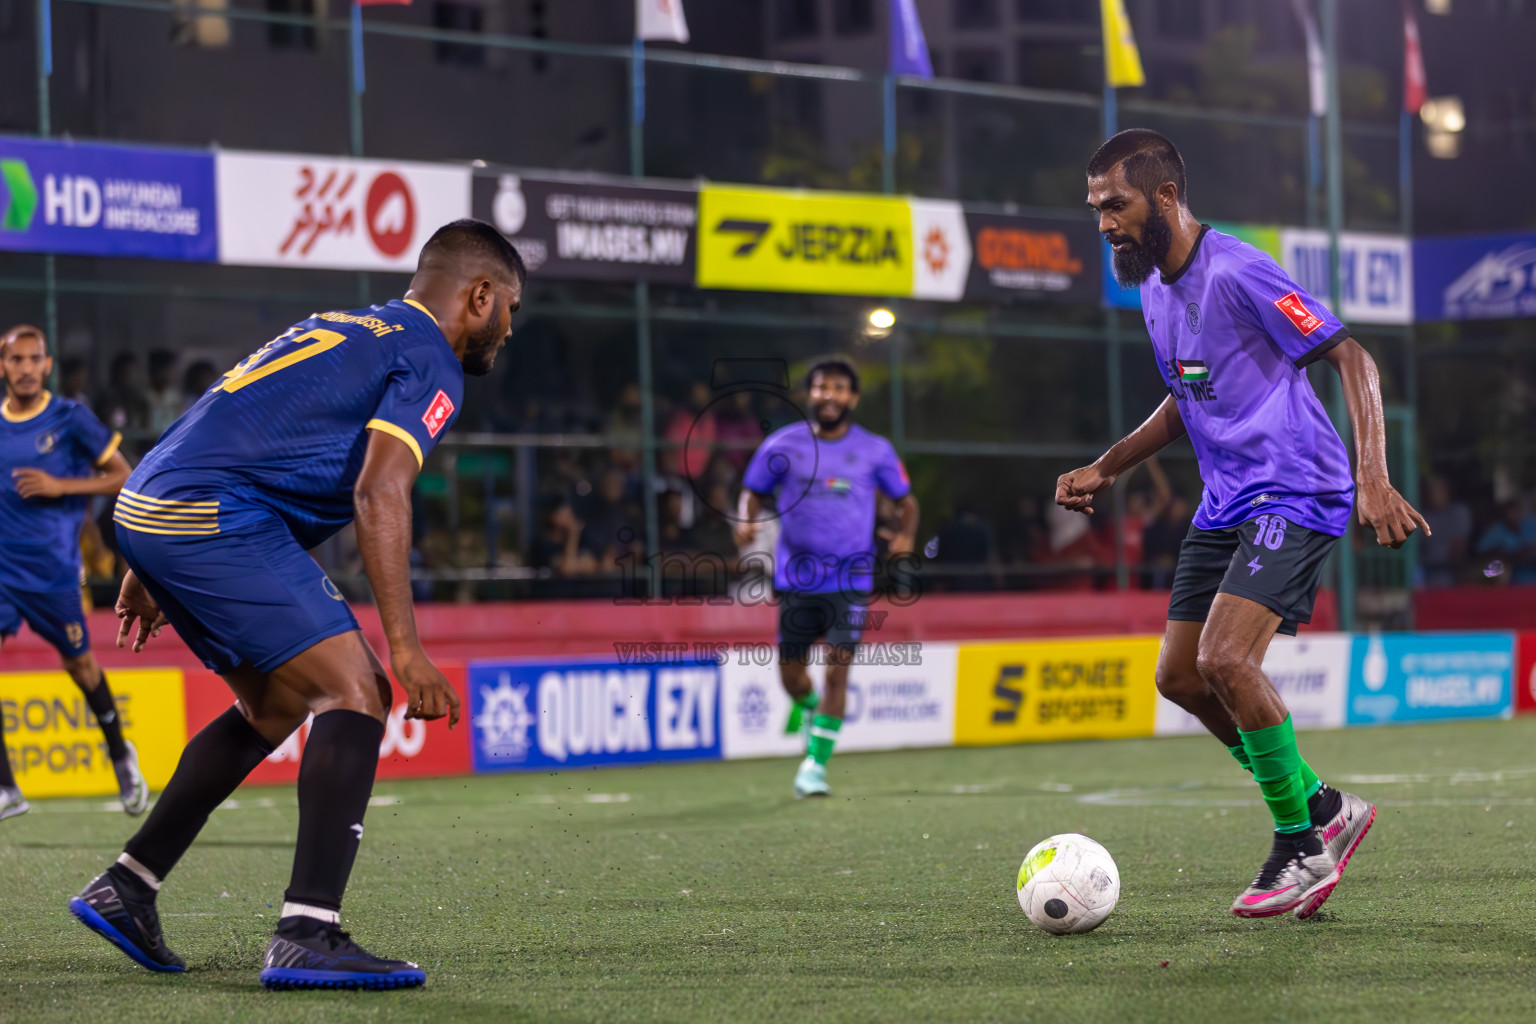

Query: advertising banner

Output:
[1154, 632, 1351, 736]
[909, 199, 971, 301]
[1347, 632, 1514, 726]
[1280, 229, 1413, 325]
[697, 185, 914, 297]
[967, 214, 1097, 305]
[1413, 231, 1536, 322]
[720, 643, 958, 759]
[954, 636, 1160, 745]
[1515, 632, 1536, 714]
[0, 136, 217, 262]
[216, 151, 470, 272]
[0, 669, 185, 798]
[474, 173, 696, 284]
[180, 666, 472, 784]
[468, 657, 721, 772]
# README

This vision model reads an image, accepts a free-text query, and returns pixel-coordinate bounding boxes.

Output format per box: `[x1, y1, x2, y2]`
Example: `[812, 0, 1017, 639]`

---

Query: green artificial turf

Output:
[5, 718, 1536, 1023]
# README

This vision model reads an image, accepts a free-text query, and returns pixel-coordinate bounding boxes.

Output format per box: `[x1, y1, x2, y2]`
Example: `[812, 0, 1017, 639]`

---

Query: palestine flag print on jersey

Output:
[1177, 359, 1209, 382]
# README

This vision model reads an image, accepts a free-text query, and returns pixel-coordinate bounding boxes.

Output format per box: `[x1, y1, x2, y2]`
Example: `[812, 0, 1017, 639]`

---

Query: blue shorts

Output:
[115, 513, 359, 676]
[0, 581, 90, 659]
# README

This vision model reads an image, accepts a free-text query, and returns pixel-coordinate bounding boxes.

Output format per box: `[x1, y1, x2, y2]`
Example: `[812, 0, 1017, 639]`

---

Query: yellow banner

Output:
[1101, 0, 1145, 88]
[955, 637, 1160, 745]
[0, 669, 185, 798]
[697, 185, 914, 296]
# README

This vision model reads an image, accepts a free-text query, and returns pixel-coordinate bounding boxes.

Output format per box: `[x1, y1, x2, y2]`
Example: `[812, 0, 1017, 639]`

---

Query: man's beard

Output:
[815, 403, 850, 429]
[463, 300, 503, 377]
[1110, 203, 1174, 286]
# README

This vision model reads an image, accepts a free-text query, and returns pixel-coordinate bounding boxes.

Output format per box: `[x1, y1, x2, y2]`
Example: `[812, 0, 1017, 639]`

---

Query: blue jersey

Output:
[742, 422, 911, 593]
[0, 392, 120, 590]
[1140, 227, 1354, 537]
[115, 299, 461, 549]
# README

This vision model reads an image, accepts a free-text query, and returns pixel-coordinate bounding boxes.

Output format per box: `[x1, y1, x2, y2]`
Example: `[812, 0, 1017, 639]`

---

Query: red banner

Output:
[1516, 633, 1536, 715]
[181, 663, 472, 784]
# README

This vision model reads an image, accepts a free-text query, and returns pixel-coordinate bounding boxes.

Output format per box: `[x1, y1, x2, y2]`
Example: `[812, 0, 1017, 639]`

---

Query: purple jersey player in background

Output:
[735, 357, 919, 799]
[1063, 130, 1429, 921]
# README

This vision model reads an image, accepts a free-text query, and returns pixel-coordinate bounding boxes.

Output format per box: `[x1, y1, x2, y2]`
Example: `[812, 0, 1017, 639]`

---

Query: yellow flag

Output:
[1101, 0, 1145, 88]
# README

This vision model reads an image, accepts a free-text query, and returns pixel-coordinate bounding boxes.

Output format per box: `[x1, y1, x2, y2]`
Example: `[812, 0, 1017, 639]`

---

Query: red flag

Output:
[1403, 1, 1427, 114]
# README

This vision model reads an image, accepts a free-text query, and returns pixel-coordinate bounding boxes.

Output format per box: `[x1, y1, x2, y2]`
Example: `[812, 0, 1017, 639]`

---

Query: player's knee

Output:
[1154, 663, 1206, 704]
[1194, 641, 1251, 689]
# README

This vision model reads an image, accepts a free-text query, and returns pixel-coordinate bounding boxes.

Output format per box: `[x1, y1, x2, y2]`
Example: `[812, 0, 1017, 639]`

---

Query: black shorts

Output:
[777, 590, 870, 662]
[1167, 515, 1339, 636]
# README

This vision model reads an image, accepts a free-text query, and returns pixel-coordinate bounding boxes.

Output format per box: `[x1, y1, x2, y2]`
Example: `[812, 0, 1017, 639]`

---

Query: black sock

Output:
[1308, 781, 1343, 825]
[85, 673, 130, 762]
[0, 724, 16, 789]
[1274, 828, 1324, 858]
[283, 710, 383, 913]
[123, 706, 275, 880]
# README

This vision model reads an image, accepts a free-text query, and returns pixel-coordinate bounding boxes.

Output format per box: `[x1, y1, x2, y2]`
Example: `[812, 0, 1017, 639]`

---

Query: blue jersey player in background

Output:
[0, 324, 144, 821]
[67, 220, 524, 991]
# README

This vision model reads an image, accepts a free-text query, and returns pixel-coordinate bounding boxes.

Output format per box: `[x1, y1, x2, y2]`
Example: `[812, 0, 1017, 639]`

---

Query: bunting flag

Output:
[1288, 0, 1326, 117]
[637, 0, 689, 43]
[888, 0, 933, 78]
[1403, 0, 1427, 114]
[1100, 0, 1144, 88]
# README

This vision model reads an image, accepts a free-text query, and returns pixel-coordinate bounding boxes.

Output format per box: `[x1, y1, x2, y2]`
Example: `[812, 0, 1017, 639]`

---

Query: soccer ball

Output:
[1016, 833, 1120, 935]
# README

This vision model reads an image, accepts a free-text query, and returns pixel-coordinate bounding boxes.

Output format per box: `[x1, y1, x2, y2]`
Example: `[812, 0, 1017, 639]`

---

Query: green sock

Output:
[1238, 715, 1311, 834]
[1230, 742, 1322, 799]
[784, 691, 820, 735]
[807, 714, 841, 766]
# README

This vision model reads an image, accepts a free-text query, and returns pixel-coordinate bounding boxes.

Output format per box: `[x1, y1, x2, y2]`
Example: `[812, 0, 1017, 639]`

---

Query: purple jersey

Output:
[1140, 227, 1354, 536]
[742, 422, 911, 593]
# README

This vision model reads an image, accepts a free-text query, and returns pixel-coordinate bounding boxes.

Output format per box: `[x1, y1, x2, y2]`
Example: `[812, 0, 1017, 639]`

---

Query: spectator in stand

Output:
[527, 499, 597, 577]
[581, 466, 642, 568]
[714, 389, 763, 469]
[1095, 457, 1172, 588]
[663, 381, 716, 485]
[94, 352, 150, 434]
[1474, 497, 1536, 585]
[60, 357, 91, 405]
[605, 382, 644, 473]
[1417, 475, 1472, 587]
[1143, 488, 1194, 590]
[145, 349, 181, 435]
[179, 360, 220, 414]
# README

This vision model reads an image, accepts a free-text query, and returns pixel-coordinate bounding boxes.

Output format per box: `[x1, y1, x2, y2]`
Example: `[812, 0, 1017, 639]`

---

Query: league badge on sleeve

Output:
[422, 389, 455, 438]
[1274, 292, 1324, 336]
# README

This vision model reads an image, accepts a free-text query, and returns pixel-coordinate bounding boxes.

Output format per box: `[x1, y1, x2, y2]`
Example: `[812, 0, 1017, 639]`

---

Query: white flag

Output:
[1288, 0, 1326, 117]
[636, 0, 689, 43]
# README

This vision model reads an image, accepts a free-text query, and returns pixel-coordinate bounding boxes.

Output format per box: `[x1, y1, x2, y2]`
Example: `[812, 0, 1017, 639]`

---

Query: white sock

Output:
[280, 901, 340, 925]
[115, 853, 161, 892]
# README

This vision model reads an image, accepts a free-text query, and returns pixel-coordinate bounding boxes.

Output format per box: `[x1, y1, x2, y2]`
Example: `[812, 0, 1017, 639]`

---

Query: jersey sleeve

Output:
[366, 341, 463, 469]
[742, 434, 785, 495]
[873, 438, 912, 500]
[1226, 257, 1349, 368]
[67, 402, 121, 468]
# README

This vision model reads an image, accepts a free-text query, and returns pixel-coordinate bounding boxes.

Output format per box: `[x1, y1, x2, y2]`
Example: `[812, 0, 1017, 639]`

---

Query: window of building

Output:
[954, 0, 1001, 30]
[1015, 0, 1096, 23]
[776, 0, 820, 40]
[953, 47, 1003, 83]
[833, 0, 875, 35]
[434, 1, 485, 68]
[266, 0, 316, 52]
[1157, 0, 1205, 40]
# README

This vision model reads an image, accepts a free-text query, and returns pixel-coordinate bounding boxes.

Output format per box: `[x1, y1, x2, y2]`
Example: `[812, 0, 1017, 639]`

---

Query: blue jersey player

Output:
[67, 220, 524, 991]
[1065, 131, 1429, 920]
[0, 325, 143, 821]
[736, 358, 919, 799]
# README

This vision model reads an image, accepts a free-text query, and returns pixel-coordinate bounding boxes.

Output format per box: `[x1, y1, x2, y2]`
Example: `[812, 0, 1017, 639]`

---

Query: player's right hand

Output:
[115, 570, 168, 653]
[732, 520, 759, 547]
[1055, 464, 1116, 515]
[392, 647, 462, 728]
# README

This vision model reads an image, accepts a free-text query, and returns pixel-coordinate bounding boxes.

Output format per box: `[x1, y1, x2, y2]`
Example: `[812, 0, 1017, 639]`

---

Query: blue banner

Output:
[468, 657, 722, 772]
[0, 136, 217, 262]
[1347, 633, 1514, 726]
[1414, 231, 1536, 322]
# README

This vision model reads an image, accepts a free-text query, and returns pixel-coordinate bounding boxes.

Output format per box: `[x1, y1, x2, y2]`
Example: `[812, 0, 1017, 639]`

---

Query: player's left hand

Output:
[393, 646, 462, 728]
[115, 570, 169, 653]
[11, 467, 65, 499]
[1356, 476, 1432, 549]
[879, 528, 916, 555]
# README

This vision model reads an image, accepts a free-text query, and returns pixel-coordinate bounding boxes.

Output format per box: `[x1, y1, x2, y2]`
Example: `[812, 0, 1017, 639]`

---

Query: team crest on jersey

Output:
[1185, 302, 1202, 334]
[422, 389, 454, 438]
[34, 431, 55, 454]
[1274, 291, 1324, 335]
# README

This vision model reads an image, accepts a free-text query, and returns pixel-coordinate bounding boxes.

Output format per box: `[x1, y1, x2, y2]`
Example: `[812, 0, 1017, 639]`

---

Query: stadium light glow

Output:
[1425, 0, 1451, 14]
[868, 308, 896, 330]
[1422, 96, 1465, 159]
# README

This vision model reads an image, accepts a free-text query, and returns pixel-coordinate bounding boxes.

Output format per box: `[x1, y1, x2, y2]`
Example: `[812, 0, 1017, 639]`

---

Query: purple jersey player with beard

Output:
[1063, 130, 1429, 921]
[735, 357, 919, 799]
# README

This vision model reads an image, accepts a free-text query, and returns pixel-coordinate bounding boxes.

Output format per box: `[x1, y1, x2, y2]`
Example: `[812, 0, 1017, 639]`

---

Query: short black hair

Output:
[417, 218, 527, 286]
[806, 356, 860, 394]
[1086, 129, 1188, 208]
